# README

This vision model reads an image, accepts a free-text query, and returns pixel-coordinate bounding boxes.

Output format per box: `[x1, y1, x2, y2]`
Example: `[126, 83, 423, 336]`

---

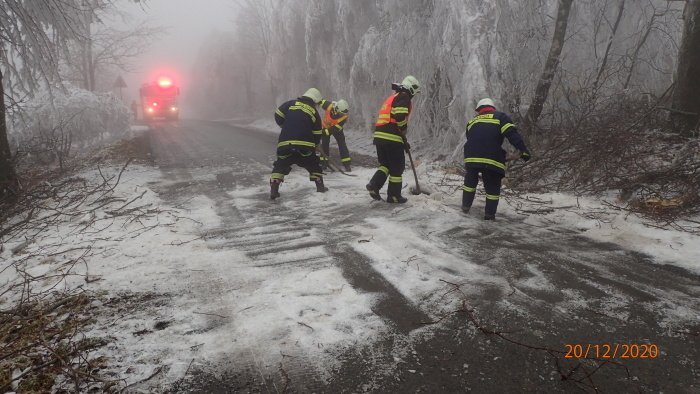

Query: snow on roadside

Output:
[504, 192, 700, 275]
[414, 164, 700, 275]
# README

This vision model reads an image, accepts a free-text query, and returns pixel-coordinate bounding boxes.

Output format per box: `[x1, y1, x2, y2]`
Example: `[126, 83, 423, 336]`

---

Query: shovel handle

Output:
[406, 149, 421, 191]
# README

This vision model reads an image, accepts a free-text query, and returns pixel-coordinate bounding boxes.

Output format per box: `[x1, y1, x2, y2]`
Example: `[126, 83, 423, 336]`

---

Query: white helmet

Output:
[401, 75, 421, 95]
[302, 88, 323, 104]
[333, 99, 349, 115]
[476, 98, 495, 110]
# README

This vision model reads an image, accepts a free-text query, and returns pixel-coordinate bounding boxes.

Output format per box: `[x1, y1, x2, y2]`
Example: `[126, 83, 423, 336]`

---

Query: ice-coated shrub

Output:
[15, 85, 130, 151]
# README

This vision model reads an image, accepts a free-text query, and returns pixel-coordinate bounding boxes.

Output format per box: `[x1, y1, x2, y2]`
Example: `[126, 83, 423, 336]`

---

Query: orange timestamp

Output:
[564, 343, 660, 359]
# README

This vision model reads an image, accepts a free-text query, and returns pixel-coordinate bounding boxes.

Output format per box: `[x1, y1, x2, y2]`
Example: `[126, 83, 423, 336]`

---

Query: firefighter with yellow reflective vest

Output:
[366, 76, 421, 203]
[462, 98, 531, 220]
[319, 99, 351, 171]
[269, 88, 328, 200]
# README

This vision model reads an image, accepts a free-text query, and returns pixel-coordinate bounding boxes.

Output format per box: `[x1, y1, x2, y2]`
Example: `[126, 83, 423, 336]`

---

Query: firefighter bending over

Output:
[270, 88, 328, 200]
[319, 99, 351, 172]
[366, 75, 421, 203]
[462, 98, 531, 220]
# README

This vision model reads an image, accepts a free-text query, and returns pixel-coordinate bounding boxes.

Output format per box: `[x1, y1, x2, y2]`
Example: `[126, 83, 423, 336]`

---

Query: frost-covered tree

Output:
[1, 1, 84, 197]
[191, 0, 683, 156]
[0, 0, 144, 199]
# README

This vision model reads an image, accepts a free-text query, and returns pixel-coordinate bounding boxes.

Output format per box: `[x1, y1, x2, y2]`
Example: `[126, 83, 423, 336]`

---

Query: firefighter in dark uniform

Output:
[319, 99, 351, 171]
[270, 88, 328, 200]
[366, 75, 421, 203]
[463, 98, 531, 220]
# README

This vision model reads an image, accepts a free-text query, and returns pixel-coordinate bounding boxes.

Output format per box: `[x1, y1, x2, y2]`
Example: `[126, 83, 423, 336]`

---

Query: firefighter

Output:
[270, 88, 328, 200]
[319, 99, 351, 171]
[462, 98, 531, 220]
[366, 75, 421, 203]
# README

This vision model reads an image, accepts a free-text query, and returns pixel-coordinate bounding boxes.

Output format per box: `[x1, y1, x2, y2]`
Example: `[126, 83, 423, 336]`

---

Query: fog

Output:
[183, 0, 684, 152]
[119, 0, 234, 104]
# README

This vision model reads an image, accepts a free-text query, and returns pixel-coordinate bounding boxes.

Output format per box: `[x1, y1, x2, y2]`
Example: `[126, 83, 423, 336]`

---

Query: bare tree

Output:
[671, 0, 700, 136]
[0, 68, 16, 198]
[235, 0, 278, 105]
[524, 0, 574, 129]
[592, 0, 626, 92]
[63, 5, 162, 92]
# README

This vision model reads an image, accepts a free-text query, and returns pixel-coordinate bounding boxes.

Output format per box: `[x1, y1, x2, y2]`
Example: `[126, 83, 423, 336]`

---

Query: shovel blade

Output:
[409, 186, 430, 195]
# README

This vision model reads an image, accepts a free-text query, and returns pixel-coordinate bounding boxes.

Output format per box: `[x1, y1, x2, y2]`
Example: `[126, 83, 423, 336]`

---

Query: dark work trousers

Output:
[321, 131, 351, 164]
[270, 147, 324, 182]
[368, 142, 405, 199]
[462, 166, 504, 217]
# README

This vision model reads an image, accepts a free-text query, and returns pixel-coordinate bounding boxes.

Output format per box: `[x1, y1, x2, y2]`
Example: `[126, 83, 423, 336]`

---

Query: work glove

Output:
[323, 128, 330, 137]
[521, 151, 531, 162]
[404, 141, 411, 152]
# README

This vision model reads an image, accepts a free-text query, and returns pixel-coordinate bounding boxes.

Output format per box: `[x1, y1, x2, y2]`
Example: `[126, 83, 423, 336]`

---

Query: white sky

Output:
[119, 0, 235, 96]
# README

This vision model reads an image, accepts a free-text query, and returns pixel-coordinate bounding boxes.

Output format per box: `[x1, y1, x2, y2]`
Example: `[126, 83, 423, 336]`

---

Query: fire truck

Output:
[139, 77, 180, 121]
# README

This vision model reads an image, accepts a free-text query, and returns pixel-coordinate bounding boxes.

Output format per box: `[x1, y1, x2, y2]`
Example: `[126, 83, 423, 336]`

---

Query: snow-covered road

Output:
[3, 120, 697, 392]
[143, 120, 699, 392]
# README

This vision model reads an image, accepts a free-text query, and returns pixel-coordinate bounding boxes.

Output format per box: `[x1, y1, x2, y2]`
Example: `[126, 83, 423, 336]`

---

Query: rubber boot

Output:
[343, 163, 352, 172]
[387, 181, 407, 203]
[484, 214, 496, 221]
[462, 191, 475, 214]
[270, 179, 281, 200]
[387, 195, 408, 204]
[366, 183, 381, 201]
[315, 178, 328, 193]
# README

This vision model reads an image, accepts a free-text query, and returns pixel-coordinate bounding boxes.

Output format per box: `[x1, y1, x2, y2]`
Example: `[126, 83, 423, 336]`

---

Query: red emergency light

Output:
[158, 77, 173, 88]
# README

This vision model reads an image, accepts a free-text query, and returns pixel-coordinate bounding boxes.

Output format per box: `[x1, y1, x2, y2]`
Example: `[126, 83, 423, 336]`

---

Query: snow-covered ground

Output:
[2, 123, 698, 390]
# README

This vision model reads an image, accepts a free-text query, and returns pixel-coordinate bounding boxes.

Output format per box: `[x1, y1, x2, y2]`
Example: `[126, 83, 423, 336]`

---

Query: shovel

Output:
[317, 149, 356, 177]
[407, 148, 431, 195]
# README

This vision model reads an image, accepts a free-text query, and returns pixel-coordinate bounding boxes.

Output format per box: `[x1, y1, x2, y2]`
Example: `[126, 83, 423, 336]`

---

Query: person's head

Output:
[475, 98, 496, 112]
[332, 99, 349, 116]
[401, 75, 421, 96]
[302, 88, 323, 105]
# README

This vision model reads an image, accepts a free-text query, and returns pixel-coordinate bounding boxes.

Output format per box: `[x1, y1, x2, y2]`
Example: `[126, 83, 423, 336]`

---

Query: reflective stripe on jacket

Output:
[373, 92, 412, 144]
[274, 96, 323, 149]
[463, 110, 529, 175]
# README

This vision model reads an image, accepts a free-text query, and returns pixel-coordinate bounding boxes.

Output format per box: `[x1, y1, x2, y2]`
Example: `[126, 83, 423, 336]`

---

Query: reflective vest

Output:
[322, 104, 348, 129]
[374, 94, 410, 127]
[373, 93, 411, 144]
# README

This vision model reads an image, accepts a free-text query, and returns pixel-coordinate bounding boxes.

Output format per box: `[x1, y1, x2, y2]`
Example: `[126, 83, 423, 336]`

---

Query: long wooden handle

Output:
[407, 149, 420, 190]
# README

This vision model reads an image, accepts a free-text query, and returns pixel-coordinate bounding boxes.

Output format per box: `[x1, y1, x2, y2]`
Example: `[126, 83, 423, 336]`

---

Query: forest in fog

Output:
[190, 0, 682, 144]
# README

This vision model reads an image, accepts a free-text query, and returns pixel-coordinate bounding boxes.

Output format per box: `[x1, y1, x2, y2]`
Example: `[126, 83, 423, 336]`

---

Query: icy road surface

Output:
[79, 120, 700, 391]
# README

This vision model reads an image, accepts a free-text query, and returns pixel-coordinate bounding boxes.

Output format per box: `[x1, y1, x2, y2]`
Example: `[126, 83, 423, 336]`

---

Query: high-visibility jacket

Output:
[274, 96, 323, 150]
[320, 101, 348, 135]
[373, 91, 412, 145]
[463, 109, 529, 175]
